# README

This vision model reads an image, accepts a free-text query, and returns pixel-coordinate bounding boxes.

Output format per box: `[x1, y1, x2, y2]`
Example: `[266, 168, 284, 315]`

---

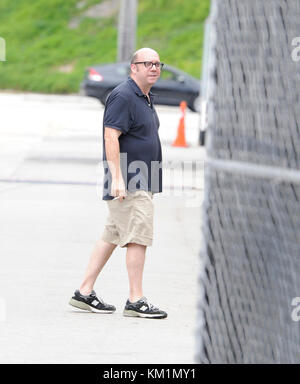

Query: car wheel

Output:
[189, 96, 201, 113]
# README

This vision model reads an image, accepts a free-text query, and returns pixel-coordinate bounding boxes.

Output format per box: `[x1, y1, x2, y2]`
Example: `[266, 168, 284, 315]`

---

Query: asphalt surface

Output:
[0, 92, 205, 363]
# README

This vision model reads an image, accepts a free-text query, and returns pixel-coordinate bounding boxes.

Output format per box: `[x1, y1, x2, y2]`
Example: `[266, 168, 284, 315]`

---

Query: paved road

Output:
[0, 93, 205, 363]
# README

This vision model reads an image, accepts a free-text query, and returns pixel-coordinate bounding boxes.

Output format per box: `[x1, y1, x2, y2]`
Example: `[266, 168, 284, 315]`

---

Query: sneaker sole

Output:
[123, 309, 167, 319]
[69, 298, 115, 314]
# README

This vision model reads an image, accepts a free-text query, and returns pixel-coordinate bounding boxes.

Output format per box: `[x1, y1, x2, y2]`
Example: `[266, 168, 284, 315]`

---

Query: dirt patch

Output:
[51, 62, 76, 73]
[69, 0, 120, 29]
[83, 0, 119, 18]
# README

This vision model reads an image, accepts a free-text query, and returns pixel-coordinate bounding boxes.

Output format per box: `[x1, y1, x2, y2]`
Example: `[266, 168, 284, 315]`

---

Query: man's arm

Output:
[104, 127, 126, 200]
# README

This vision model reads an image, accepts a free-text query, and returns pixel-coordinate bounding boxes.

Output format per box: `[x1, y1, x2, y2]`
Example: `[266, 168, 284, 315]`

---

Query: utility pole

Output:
[117, 0, 137, 62]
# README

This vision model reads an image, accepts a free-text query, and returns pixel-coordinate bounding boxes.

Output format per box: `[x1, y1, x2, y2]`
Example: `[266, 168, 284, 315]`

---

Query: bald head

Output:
[130, 47, 161, 93]
[130, 47, 159, 64]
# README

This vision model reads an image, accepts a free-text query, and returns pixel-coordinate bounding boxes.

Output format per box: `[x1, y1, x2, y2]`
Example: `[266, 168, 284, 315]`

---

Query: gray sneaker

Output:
[123, 296, 167, 319]
[69, 290, 116, 313]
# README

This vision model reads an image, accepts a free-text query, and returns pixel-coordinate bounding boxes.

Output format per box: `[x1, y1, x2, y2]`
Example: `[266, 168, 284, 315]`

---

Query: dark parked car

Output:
[80, 62, 201, 112]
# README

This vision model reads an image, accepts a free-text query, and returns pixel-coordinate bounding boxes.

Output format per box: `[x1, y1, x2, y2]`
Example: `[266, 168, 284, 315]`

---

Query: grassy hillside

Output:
[0, 0, 210, 93]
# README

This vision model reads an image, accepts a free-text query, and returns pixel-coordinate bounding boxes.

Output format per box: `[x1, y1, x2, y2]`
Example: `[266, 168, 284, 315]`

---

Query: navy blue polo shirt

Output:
[102, 77, 162, 200]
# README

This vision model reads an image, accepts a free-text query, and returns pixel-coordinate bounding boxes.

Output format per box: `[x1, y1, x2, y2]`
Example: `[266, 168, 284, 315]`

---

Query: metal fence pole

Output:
[117, 0, 137, 62]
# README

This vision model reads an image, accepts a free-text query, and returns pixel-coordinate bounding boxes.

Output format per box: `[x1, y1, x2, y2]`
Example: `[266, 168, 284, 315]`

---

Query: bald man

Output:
[69, 48, 167, 319]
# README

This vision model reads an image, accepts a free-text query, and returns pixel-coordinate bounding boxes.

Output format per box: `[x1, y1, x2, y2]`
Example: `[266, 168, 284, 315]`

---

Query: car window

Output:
[116, 66, 130, 76]
[160, 69, 176, 81]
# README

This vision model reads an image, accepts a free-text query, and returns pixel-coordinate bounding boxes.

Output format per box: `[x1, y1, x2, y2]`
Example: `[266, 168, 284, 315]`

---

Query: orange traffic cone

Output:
[172, 100, 188, 147]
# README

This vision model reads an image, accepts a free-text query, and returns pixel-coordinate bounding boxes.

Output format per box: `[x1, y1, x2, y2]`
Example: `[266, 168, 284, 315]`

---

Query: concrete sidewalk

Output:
[0, 93, 204, 363]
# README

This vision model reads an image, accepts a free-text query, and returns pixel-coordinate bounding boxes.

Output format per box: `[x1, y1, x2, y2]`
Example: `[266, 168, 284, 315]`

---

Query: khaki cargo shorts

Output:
[101, 190, 154, 248]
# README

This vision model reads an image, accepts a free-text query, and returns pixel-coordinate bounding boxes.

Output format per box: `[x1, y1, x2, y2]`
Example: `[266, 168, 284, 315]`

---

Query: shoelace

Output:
[140, 298, 158, 311]
[90, 292, 105, 305]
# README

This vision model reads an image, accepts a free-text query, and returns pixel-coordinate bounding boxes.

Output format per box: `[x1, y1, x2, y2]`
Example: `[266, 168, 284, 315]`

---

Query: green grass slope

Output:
[0, 0, 210, 93]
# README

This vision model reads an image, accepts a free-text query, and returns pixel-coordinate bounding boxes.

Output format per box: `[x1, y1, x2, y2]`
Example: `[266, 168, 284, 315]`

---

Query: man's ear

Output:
[130, 63, 137, 74]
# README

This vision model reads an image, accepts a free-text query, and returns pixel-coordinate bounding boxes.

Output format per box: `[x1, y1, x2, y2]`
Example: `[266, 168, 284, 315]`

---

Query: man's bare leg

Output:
[126, 243, 146, 302]
[79, 239, 117, 295]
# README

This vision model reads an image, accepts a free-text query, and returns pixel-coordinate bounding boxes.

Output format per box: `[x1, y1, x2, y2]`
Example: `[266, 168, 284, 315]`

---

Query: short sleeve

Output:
[103, 93, 131, 134]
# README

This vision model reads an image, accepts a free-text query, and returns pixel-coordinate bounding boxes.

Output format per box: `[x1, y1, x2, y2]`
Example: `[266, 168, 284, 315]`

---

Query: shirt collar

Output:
[127, 77, 154, 98]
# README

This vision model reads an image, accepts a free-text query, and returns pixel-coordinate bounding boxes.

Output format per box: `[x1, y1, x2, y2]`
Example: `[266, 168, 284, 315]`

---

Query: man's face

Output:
[131, 51, 161, 87]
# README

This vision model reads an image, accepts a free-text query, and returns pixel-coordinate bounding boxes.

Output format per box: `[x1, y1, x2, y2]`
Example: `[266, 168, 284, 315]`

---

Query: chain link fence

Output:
[197, 0, 300, 363]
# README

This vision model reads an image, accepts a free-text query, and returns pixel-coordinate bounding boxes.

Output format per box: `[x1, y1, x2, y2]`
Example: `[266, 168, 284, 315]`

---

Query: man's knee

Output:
[127, 243, 147, 249]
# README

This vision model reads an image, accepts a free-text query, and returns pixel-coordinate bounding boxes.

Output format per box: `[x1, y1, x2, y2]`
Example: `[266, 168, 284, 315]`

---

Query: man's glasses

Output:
[133, 61, 164, 70]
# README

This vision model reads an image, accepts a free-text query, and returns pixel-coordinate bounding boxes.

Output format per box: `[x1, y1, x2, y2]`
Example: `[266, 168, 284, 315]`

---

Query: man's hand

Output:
[111, 177, 126, 201]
